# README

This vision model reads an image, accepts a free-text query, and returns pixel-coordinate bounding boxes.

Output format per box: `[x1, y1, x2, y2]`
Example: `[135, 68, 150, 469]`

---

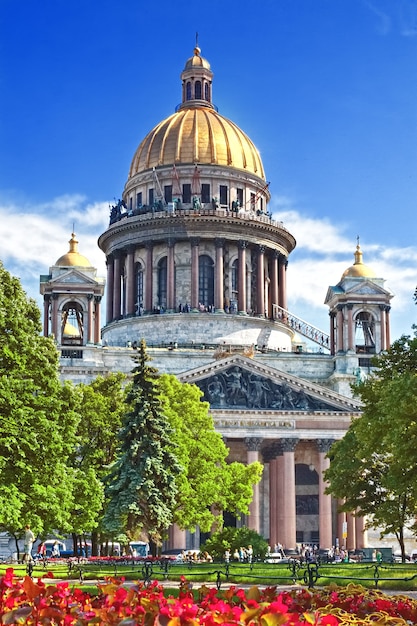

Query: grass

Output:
[3, 560, 417, 594]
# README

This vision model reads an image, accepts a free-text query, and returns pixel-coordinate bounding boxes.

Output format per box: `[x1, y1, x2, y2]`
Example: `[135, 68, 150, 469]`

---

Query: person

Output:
[37, 542, 47, 558]
[247, 544, 253, 564]
[51, 541, 60, 558]
[376, 550, 382, 563]
[23, 524, 35, 563]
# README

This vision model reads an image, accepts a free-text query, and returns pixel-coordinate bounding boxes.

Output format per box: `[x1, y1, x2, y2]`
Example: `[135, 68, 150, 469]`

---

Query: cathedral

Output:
[39, 45, 393, 552]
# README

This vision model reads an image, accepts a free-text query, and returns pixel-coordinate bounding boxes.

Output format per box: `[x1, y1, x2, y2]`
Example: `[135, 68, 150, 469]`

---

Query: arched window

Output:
[204, 82, 209, 101]
[61, 302, 83, 345]
[195, 80, 202, 99]
[199, 255, 214, 308]
[135, 262, 144, 314]
[157, 257, 167, 310]
[186, 81, 192, 100]
[355, 311, 375, 354]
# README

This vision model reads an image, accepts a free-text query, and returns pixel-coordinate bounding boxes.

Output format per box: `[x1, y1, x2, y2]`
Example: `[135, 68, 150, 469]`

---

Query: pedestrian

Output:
[23, 525, 35, 563]
[51, 541, 60, 558]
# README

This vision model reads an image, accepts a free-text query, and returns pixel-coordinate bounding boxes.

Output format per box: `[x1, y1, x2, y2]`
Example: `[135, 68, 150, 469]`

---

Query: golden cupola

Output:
[55, 232, 92, 267]
[128, 46, 266, 180]
[341, 242, 376, 279]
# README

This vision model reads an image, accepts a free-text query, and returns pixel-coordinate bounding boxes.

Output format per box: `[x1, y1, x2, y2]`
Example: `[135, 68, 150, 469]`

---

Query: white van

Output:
[129, 541, 149, 557]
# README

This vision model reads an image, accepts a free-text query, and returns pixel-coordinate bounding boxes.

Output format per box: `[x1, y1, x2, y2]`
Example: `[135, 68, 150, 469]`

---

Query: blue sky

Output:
[1, 0, 416, 342]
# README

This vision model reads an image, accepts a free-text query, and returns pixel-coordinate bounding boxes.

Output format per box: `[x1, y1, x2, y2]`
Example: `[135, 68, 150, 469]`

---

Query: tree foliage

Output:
[200, 526, 268, 561]
[157, 374, 263, 532]
[103, 341, 182, 546]
[324, 334, 417, 560]
[0, 261, 79, 538]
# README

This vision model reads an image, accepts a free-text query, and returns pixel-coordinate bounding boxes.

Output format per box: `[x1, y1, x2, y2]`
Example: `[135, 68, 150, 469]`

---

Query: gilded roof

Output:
[128, 107, 265, 179]
[341, 243, 376, 279]
[55, 233, 92, 267]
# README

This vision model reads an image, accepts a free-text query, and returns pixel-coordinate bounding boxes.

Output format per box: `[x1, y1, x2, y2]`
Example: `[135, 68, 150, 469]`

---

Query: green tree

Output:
[70, 373, 126, 554]
[201, 526, 268, 561]
[157, 374, 263, 531]
[0, 261, 79, 543]
[103, 340, 182, 548]
[324, 334, 417, 561]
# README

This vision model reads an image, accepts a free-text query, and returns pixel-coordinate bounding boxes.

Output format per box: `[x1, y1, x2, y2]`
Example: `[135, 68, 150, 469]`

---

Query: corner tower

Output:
[40, 233, 105, 350]
[325, 242, 393, 360]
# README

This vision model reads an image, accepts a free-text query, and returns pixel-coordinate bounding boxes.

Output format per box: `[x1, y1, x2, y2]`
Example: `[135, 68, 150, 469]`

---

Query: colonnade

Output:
[43, 294, 102, 345]
[105, 240, 289, 323]
[167, 436, 366, 552]
[329, 304, 391, 355]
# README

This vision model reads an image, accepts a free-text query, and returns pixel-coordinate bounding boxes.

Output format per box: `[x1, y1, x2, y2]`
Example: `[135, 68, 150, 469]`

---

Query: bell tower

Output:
[325, 242, 393, 360]
[40, 233, 105, 348]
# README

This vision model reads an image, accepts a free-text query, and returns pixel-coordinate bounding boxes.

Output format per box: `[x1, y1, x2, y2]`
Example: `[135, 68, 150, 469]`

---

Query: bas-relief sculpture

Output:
[198, 366, 342, 411]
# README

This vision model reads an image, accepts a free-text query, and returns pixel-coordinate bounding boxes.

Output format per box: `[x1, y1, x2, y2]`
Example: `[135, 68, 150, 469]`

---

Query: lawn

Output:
[3, 558, 417, 593]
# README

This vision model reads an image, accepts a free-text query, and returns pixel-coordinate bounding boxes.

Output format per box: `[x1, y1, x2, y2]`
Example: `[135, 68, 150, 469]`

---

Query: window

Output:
[204, 82, 209, 101]
[164, 185, 172, 203]
[135, 262, 144, 313]
[199, 255, 214, 307]
[157, 257, 167, 309]
[136, 192, 142, 207]
[250, 192, 256, 211]
[355, 311, 375, 353]
[219, 185, 228, 205]
[149, 188, 154, 206]
[195, 80, 202, 99]
[186, 81, 192, 100]
[237, 188, 243, 207]
[129, 197, 133, 211]
[182, 184, 191, 203]
[201, 184, 210, 203]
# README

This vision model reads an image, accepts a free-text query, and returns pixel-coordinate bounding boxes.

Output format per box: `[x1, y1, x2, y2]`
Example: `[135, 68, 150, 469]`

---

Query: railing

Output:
[21, 557, 417, 592]
[272, 305, 330, 351]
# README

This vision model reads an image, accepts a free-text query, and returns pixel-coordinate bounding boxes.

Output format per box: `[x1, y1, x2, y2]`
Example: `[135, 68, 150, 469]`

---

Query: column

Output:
[94, 296, 102, 344]
[347, 305, 354, 351]
[379, 305, 386, 351]
[336, 305, 344, 353]
[317, 439, 334, 549]
[87, 294, 94, 344]
[264, 446, 278, 547]
[145, 243, 153, 313]
[125, 245, 135, 317]
[51, 294, 59, 339]
[278, 255, 288, 310]
[270, 252, 279, 319]
[167, 239, 176, 312]
[167, 524, 186, 550]
[106, 256, 114, 323]
[329, 312, 336, 356]
[238, 240, 247, 314]
[385, 306, 391, 347]
[337, 505, 347, 549]
[346, 512, 356, 551]
[43, 296, 50, 337]
[355, 515, 367, 549]
[256, 245, 265, 316]
[281, 438, 298, 549]
[245, 437, 262, 533]
[190, 238, 199, 310]
[113, 253, 122, 321]
[214, 238, 224, 312]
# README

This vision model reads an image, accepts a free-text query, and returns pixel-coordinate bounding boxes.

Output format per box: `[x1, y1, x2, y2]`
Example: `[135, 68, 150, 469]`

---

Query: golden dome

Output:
[184, 46, 211, 70]
[55, 233, 92, 267]
[128, 108, 265, 179]
[342, 243, 376, 279]
[128, 45, 265, 180]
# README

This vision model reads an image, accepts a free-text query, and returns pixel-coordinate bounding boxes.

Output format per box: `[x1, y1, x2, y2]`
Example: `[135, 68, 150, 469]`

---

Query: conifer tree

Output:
[103, 340, 182, 547]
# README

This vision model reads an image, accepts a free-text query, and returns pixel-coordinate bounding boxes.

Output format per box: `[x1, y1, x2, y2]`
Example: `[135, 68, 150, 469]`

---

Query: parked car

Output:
[41, 540, 72, 558]
[265, 552, 286, 563]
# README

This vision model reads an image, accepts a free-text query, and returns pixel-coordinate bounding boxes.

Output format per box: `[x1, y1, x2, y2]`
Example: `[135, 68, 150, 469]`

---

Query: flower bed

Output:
[1, 568, 417, 624]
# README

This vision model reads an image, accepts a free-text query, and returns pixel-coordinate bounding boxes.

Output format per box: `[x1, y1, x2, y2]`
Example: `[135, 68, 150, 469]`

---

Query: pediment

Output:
[49, 269, 99, 286]
[343, 280, 392, 297]
[178, 354, 361, 414]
